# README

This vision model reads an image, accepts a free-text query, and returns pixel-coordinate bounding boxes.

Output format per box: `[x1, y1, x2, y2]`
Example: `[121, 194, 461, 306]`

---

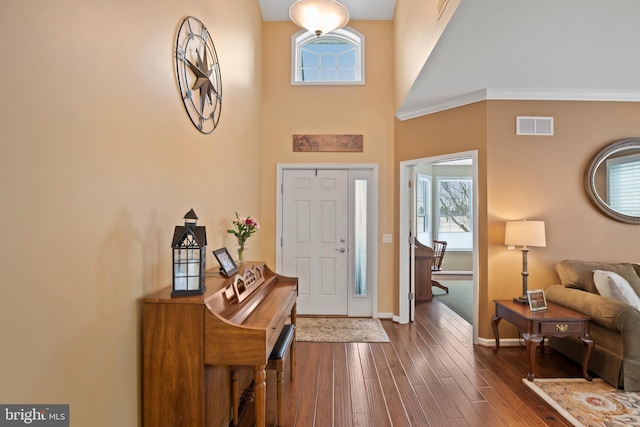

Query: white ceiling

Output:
[398, 0, 640, 119]
[259, 0, 396, 21]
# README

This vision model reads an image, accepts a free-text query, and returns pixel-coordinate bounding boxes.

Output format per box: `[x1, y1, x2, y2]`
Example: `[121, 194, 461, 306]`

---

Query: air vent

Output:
[516, 116, 554, 136]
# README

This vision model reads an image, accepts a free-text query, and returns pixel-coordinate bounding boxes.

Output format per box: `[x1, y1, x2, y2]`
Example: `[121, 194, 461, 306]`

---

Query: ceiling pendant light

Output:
[289, 0, 350, 37]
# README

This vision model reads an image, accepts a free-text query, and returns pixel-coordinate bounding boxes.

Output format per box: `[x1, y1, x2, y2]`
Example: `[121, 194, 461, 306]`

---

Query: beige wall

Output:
[0, 1, 263, 426]
[396, 100, 640, 339]
[260, 20, 396, 315]
[486, 100, 640, 338]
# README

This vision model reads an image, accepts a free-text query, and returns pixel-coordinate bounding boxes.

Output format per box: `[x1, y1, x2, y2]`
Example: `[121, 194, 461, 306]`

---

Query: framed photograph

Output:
[527, 289, 548, 312]
[213, 247, 238, 278]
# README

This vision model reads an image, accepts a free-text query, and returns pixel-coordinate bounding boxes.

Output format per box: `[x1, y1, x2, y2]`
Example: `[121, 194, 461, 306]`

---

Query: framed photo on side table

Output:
[213, 247, 238, 278]
[527, 289, 548, 312]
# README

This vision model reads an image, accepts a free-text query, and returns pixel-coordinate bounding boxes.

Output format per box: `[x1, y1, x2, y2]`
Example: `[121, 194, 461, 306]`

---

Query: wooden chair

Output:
[431, 240, 449, 293]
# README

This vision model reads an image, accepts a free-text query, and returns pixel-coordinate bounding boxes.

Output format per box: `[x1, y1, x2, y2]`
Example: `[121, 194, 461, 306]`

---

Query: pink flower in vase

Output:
[227, 212, 260, 263]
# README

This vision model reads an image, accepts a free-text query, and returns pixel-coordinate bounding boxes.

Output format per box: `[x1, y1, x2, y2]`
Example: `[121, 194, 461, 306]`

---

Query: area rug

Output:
[523, 378, 640, 426]
[295, 317, 390, 343]
[432, 280, 473, 324]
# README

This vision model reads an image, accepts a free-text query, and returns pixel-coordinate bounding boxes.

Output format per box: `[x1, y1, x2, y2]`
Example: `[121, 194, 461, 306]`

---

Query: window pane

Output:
[437, 179, 472, 250]
[355, 180, 367, 296]
[438, 180, 471, 232]
[337, 50, 355, 68]
[608, 153, 640, 215]
[417, 176, 430, 234]
[301, 49, 318, 67]
[295, 32, 361, 84]
[320, 54, 336, 68]
[337, 69, 355, 81]
[416, 175, 432, 245]
[301, 69, 318, 81]
[320, 69, 336, 81]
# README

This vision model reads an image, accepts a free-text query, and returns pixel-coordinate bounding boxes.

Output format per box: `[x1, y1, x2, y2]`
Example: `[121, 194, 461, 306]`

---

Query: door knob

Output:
[335, 248, 346, 253]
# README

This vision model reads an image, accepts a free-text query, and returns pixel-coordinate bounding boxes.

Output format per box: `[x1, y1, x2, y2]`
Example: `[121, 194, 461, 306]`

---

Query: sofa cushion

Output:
[555, 260, 640, 295]
[594, 270, 640, 310]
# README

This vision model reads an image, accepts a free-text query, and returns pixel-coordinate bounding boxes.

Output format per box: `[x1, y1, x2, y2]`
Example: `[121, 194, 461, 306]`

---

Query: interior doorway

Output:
[276, 163, 379, 317]
[399, 151, 479, 343]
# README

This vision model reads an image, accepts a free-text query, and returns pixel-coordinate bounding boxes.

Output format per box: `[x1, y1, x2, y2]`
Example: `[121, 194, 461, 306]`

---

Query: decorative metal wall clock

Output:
[175, 16, 222, 134]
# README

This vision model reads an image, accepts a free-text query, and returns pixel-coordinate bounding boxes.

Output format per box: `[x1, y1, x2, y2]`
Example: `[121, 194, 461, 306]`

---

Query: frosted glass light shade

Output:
[505, 220, 546, 248]
[289, 0, 350, 37]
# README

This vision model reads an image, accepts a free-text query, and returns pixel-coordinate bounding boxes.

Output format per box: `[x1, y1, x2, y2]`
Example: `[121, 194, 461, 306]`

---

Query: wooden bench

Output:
[268, 323, 296, 426]
[232, 323, 296, 426]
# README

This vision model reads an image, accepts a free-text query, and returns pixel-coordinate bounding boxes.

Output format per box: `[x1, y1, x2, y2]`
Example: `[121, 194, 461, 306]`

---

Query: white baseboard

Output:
[477, 337, 522, 348]
[434, 270, 473, 275]
[376, 312, 394, 320]
[477, 337, 548, 348]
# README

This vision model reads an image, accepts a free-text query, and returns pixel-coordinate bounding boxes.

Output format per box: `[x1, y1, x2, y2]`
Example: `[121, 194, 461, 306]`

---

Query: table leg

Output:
[524, 332, 544, 381]
[254, 365, 266, 427]
[291, 304, 297, 381]
[580, 334, 594, 381]
[491, 314, 501, 353]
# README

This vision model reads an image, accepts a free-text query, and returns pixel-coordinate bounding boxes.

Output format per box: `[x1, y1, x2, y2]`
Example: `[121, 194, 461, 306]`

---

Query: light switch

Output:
[383, 234, 392, 243]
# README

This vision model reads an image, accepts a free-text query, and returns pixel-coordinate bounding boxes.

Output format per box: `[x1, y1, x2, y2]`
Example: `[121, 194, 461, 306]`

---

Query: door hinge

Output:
[408, 292, 414, 300]
[280, 237, 283, 247]
[408, 180, 413, 188]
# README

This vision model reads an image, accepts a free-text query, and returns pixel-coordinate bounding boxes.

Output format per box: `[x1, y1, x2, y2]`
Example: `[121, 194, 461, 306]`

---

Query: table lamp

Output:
[505, 220, 546, 304]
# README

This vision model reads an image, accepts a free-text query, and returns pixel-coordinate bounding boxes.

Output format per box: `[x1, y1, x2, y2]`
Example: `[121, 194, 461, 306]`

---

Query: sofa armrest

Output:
[546, 285, 629, 331]
[616, 308, 640, 391]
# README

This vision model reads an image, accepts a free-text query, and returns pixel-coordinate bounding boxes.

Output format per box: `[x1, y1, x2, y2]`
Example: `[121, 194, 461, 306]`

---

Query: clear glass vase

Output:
[236, 243, 247, 264]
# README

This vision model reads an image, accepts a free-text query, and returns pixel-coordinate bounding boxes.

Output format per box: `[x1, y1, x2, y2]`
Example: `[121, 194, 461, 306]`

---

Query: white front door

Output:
[282, 169, 349, 315]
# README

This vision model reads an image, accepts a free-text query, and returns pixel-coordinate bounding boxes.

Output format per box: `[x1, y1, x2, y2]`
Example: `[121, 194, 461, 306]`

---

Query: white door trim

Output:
[398, 151, 479, 344]
[276, 163, 380, 317]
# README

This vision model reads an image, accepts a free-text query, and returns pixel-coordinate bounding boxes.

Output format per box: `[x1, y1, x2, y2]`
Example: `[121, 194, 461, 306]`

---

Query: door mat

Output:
[523, 378, 640, 426]
[295, 317, 390, 343]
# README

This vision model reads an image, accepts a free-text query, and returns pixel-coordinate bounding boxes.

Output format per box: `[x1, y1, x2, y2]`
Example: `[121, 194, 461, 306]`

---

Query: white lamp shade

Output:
[289, 0, 350, 37]
[504, 220, 546, 248]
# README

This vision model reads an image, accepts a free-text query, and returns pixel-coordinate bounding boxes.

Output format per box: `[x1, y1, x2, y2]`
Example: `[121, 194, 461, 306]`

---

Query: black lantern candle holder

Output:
[171, 209, 207, 297]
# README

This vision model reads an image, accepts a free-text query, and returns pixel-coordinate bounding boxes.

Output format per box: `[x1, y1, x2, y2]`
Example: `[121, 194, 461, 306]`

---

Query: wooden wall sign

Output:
[293, 134, 363, 152]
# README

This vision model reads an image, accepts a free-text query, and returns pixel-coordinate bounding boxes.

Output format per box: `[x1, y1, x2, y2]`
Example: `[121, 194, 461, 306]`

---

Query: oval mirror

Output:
[585, 138, 640, 224]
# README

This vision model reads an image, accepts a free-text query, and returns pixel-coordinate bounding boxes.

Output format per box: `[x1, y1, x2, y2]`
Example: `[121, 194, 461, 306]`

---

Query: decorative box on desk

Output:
[142, 262, 298, 427]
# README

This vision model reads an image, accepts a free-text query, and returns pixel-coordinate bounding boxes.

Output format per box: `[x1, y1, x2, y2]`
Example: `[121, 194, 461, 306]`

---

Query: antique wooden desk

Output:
[142, 262, 297, 427]
[492, 299, 594, 381]
[414, 240, 435, 301]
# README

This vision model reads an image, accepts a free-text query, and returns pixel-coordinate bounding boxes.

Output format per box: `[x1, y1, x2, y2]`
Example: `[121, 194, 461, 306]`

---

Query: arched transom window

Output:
[291, 27, 364, 85]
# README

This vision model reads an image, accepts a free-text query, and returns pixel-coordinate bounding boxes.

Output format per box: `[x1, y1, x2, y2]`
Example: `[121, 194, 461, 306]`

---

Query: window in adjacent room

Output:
[436, 178, 472, 250]
[608, 152, 640, 215]
[291, 27, 364, 85]
[416, 174, 432, 244]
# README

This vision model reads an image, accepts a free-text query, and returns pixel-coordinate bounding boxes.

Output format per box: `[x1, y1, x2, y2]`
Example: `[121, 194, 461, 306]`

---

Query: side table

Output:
[491, 299, 594, 381]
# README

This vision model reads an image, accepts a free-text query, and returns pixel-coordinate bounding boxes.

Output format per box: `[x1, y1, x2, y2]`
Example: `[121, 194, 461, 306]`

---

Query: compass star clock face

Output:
[175, 16, 222, 134]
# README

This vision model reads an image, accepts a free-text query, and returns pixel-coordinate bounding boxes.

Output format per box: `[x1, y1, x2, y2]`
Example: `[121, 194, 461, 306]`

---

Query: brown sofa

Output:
[545, 260, 640, 391]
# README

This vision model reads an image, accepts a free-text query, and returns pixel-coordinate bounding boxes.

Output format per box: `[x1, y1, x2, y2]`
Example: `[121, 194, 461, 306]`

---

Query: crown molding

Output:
[395, 88, 640, 121]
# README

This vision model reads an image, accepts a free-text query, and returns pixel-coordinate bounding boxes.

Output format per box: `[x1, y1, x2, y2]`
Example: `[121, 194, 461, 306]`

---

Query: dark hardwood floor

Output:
[237, 297, 586, 426]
